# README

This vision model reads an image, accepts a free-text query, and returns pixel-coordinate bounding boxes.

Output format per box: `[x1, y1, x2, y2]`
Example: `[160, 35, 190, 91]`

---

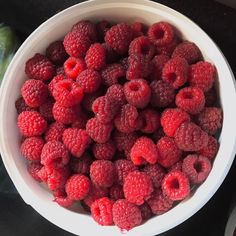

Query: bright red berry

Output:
[140, 109, 160, 133]
[27, 162, 43, 182]
[106, 84, 126, 107]
[45, 122, 65, 142]
[92, 140, 116, 160]
[15, 97, 35, 114]
[48, 74, 67, 94]
[109, 185, 124, 200]
[64, 57, 86, 80]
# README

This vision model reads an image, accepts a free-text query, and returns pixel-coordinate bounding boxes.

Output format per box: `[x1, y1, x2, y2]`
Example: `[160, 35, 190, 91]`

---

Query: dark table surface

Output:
[0, 0, 236, 235]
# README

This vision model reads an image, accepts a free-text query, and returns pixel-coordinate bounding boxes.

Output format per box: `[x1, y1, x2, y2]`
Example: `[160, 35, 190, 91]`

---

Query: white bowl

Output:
[1, 0, 236, 235]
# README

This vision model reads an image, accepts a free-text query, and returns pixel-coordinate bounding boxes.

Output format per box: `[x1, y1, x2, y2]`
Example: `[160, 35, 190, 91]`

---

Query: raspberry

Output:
[172, 41, 202, 64]
[196, 107, 223, 134]
[56, 66, 65, 75]
[96, 20, 111, 42]
[85, 43, 106, 70]
[82, 90, 104, 111]
[139, 202, 153, 221]
[109, 185, 124, 200]
[21, 137, 44, 162]
[45, 122, 65, 142]
[27, 162, 43, 182]
[46, 40, 68, 65]
[143, 164, 166, 188]
[37, 166, 48, 182]
[130, 137, 158, 165]
[63, 30, 91, 58]
[124, 79, 151, 108]
[162, 170, 190, 201]
[131, 22, 145, 38]
[102, 43, 120, 64]
[123, 170, 153, 205]
[175, 86, 205, 114]
[147, 190, 173, 215]
[86, 117, 113, 143]
[54, 195, 73, 207]
[150, 80, 175, 107]
[120, 57, 129, 70]
[39, 99, 54, 121]
[162, 57, 189, 89]
[52, 79, 84, 107]
[174, 122, 209, 151]
[106, 84, 126, 107]
[129, 36, 155, 60]
[41, 141, 69, 168]
[156, 136, 182, 168]
[64, 57, 86, 80]
[182, 154, 211, 184]
[156, 36, 180, 57]
[189, 61, 216, 92]
[15, 97, 35, 114]
[21, 79, 49, 108]
[65, 174, 91, 200]
[112, 199, 142, 231]
[161, 108, 190, 137]
[101, 63, 126, 86]
[90, 160, 116, 187]
[140, 109, 160, 133]
[205, 88, 217, 107]
[25, 53, 55, 81]
[169, 161, 183, 172]
[70, 152, 93, 174]
[71, 112, 89, 129]
[62, 128, 91, 158]
[152, 128, 165, 142]
[48, 74, 67, 94]
[91, 197, 114, 226]
[148, 22, 174, 46]
[151, 54, 169, 80]
[92, 140, 116, 160]
[17, 111, 47, 137]
[105, 23, 133, 55]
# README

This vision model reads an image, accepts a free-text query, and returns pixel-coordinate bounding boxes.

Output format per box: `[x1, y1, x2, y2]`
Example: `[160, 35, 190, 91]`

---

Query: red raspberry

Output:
[112, 199, 142, 231]
[172, 41, 202, 64]
[64, 57, 86, 80]
[15, 97, 35, 114]
[71, 112, 90, 129]
[152, 128, 165, 142]
[140, 109, 160, 133]
[169, 161, 183, 172]
[189, 61, 216, 92]
[124, 79, 151, 108]
[86, 117, 113, 143]
[25, 53, 55, 81]
[56, 66, 65, 75]
[148, 22, 174, 46]
[175, 86, 205, 114]
[41, 141, 69, 168]
[131, 22, 146, 37]
[109, 185, 124, 200]
[156, 36, 180, 57]
[139, 204, 153, 222]
[129, 36, 155, 60]
[196, 107, 222, 134]
[161, 108, 190, 137]
[48, 74, 67, 94]
[106, 84, 126, 107]
[205, 88, 217, 107]
[102, 43, 120, 64]
[147, 190, 173, 215]
[91, 197, 114, 226]
[54, 193, 73, 208]
[143, 164, 166, 188]
[105, 23, 133, 55]
[39, 99, 54, 121]
[182, 154, 211, 184]
[90, 160, 116, 188]
[130, 137, 158, 165]
[70, 152, 93, 174]
[123, 170, 153, 205]
[62, 128, 91, 158]
[27, 162, 43, 182]
[21, 79, 49, 108]
[21, 137, 44, 162]
[96, 20, 111, 42]
[150, 80, 175, 107]
[162, 57, 189, 89]
[46, 40, 68, 65]
[151, 54, 169, 80]
[45, 122, 65, 142]
[120, 57, 129, 70]
[101, 63, 126, 87]
[162, 170, 190, 201]
[85, 43, 106, 70]
[92, 140, 116, 160]
[37, 165, 48, 182]
[65, 174, 91, 200]
[82, 90, 104, 112]
[17, 111, 47, 137]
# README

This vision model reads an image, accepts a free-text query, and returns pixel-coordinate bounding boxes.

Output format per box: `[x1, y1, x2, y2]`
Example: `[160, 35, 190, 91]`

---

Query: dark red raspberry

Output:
[189, 61, 216, 92]
[39, 99, 54, 121]
[62, 128, 91, 158]
[175, 86, 205, 114]
[25, 53, 55, 81]
[71, 112, 89, 129]
[106, 84, 126, 107]
[156, 36, 180, 57]
[150, 80, 175, 107]
[131, 22, 146, 37]
[56, 66, 65, 75]
[109, 185, 124, 200]
[15, 97, 35, 114]
[86, 117, 113, 143]
[48, 74, 67, 94]
[64, 57, 86, 80]
[174, 122, 209, 151]
[46, 40, 68, 65]
[140, 109, 160, 133]
[91, 197, 114, 226]
[148, 22, 174, 46]
[152, 128, 165, 142]
[45, 122, 65, 142]
[131, 136, 158, 165]
[101, 63, 126, 87]
[161, 108, 190, 137]
[105, 23, 133, 55]
[120, 57, 129, 70]
[151, 54, 169, 80]
[21, 79, 49, 108]
[92, 140, 116, 160]
[21, 137, 44, 162]
[162, 57, 189, 89]
[90, 160, 116, 188]
[82, 90, 104, 111]
[182, 154, 211, 184]
[124, 79, 151, 108]
[205, 88, 217, 107]
[196, 107, 222, 134]
[169, 161, 183, 172]
[96, 20, 111, 42]
[139, 202, 153, 221]
[112, 199, 142, 231]
[70, 152, 93, 174]
[65, 174, 91, 200]
[17, 111, 47, 137]
[162, 170, 190, 201]
[27, 162, 43, 182]
[102, 43, 120, 64]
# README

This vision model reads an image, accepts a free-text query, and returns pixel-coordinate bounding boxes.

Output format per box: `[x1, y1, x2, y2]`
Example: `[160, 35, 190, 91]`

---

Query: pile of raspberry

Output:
[16, 20, 222, 231]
